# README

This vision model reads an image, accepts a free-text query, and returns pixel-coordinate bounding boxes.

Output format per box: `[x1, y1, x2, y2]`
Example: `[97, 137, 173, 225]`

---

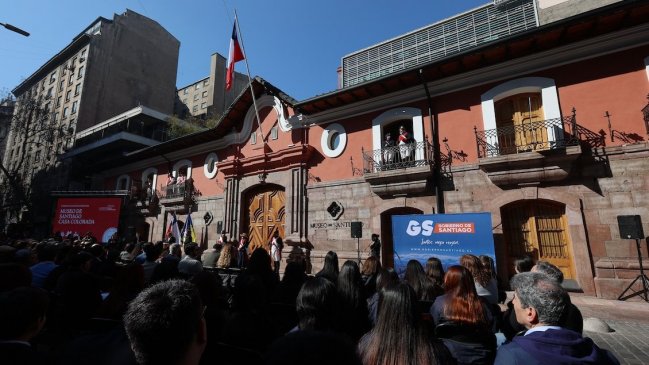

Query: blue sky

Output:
[1, 0, 488, 101]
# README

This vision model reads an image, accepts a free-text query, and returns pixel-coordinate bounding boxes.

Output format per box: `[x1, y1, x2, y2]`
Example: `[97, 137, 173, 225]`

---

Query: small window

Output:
[182, 98, 187, 104]
[57, 96, 62, 107]
[68, 74, 74, 85]
[77, 66, 84, 79]
[320, 123, 347, 158]
[44, 103, 51, 112]
[71, 101, 78, 114]
[66, 90, 71, 101]
[201, 102, 207, 109]
[203, 153, 218, 179]
[63, 107, 69, 118]
[59, 80, 65, 91]
[195, 83, 201, 90]
[81, 49, 87, 58]
[271, 126, 279, 140]
[193, 94, 199, 101]
[62, 63, 67, 75]
[49, 72, 56, 84]
[203, 80, 209, 86]
[202, 91, 208, 98]
[34, 150, 41, 162]
[75, 84, 81, 96]
[46, 87, 53, 98]
[183, 89, 188, 95]
[53, 113, 59, 122]
[192, 105, 198, 113]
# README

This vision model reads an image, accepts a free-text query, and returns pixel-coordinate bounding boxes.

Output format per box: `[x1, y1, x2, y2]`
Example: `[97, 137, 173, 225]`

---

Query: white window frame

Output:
[203, 153, 219, 179]
[172, 159, 192, 179]
[371, 107, 424, 159]
[116, 174, 131, 190]
[480, 77, 561, 152]
[321, 123, 347, 158]
[141, 167, 158, 194]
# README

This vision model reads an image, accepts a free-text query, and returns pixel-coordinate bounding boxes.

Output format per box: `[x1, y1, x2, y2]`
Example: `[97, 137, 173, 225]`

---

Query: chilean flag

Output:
[226, 20, 245, 91]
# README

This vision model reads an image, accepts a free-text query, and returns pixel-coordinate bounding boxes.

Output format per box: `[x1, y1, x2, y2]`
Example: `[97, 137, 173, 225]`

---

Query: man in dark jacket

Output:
[495, 272, 619, 365]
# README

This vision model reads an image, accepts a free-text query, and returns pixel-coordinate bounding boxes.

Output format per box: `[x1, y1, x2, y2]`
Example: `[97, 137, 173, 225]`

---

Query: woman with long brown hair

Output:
[460, 254, 497, 305]
[358, 282, 450, 365]
[430, 265, 496, 365]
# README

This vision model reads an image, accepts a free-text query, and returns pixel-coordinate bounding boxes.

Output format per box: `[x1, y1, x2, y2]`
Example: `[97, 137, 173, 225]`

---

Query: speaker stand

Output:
[618, 238, 649, 302]
[356, 237, 361, 264]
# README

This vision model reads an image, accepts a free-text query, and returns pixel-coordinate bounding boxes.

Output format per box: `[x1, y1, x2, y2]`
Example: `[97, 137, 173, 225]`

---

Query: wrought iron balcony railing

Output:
[158, 179, 197, 201]
[474, 113, 588, 158]
[362, 140, 434, 174]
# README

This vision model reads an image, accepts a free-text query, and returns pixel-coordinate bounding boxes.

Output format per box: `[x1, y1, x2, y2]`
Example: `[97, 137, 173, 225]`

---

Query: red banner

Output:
[52, 197, 122, 242]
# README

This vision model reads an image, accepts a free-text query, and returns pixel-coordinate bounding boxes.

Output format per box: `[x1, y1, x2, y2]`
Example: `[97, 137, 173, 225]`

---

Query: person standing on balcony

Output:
[398, 126, 413, 161]
[382, 132, 395, 167]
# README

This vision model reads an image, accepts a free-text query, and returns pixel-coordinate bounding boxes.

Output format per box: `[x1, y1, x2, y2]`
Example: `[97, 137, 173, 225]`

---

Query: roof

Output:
[12, 34, 91, 95]
[294, 0, 649, 115]
[96, 76, 297, 169]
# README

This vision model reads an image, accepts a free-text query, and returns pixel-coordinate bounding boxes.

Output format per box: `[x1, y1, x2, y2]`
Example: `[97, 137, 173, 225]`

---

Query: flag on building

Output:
[226, 19, 245, 91]
[166, 212, 181, 243]
[182, 213, 197, 244]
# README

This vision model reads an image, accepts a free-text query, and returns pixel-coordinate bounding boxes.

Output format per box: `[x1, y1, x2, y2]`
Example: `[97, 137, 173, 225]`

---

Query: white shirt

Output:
[271, 239, 281, 262]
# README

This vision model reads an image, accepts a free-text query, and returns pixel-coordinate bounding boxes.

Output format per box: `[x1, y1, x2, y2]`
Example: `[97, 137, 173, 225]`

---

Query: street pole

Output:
[0, 22, 30, 37]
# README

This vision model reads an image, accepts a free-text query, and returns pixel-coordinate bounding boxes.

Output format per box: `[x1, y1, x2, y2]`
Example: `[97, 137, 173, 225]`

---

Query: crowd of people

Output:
[0, 232, 620, 365]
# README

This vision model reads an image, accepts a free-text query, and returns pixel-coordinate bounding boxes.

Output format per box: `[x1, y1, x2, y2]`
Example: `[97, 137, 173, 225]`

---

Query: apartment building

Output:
[2, 9, 179, 232]
[175, 53, 247, 119]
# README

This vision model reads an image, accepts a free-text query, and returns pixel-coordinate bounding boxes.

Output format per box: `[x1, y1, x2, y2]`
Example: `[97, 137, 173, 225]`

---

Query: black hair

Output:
[404, 259, 439, 301]
[296, 277, 338, 331]
[359, 283, 440, 365]
[315, 251, 339, 284]
[124, 280, 203, 365]
[0, 287, 49, 340]
[515, 255, 534, 273]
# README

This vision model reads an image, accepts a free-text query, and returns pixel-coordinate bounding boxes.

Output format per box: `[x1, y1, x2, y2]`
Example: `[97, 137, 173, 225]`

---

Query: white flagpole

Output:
[234, 10, 266, 145]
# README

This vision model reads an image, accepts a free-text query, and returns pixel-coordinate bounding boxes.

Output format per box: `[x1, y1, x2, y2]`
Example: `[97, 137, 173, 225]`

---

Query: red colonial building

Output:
[91, 0, 649, 299]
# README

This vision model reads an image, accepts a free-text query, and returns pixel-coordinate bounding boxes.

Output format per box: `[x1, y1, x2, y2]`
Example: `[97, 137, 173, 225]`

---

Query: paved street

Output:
[571, 294, 649, 365]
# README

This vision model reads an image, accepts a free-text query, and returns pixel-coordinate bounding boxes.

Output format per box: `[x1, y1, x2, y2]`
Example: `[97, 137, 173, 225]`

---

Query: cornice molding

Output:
[297, 23, 649, 126]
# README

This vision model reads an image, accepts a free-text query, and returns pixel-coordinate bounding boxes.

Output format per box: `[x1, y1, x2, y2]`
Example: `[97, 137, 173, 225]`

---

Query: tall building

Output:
[175, 53, 247, 119]
[2, 9, 179, 233]
[0, 98, 14, 165]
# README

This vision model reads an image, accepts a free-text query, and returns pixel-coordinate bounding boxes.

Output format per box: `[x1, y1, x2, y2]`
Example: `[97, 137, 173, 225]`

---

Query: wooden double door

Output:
[245, 186, 285, 252]
[501, 200, 575, 280]
[495, 93, 547, 154]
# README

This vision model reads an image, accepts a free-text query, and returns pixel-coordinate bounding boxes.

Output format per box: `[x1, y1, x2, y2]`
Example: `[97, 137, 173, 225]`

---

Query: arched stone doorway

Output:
[500, 199, 576, 280]
[243, 184, 286, 252]
[380, 206, 423, 268]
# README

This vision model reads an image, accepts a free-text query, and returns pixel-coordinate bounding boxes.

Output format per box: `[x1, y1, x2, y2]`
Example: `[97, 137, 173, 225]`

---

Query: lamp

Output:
[0, 22, 29, 37]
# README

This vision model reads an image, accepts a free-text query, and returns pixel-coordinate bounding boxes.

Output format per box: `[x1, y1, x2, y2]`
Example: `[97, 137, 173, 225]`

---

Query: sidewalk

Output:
[570, 293, 649, 365]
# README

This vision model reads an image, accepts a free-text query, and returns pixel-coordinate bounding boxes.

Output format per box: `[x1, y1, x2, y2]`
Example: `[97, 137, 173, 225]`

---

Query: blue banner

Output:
[391, 213, 496, 277]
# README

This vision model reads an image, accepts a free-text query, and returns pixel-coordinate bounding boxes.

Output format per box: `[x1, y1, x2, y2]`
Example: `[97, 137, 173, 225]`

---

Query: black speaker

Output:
[216, 221, 223, 234]
[351, 221, 362, 238]
[618, 215, 644, 239]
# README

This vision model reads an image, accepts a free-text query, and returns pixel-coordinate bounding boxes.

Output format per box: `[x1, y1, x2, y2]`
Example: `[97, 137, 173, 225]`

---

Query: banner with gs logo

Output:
[391, 213, 495, 276]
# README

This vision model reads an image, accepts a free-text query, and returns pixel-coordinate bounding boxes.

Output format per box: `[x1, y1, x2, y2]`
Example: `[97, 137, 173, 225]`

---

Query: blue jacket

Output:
[495, 328, 620, 365]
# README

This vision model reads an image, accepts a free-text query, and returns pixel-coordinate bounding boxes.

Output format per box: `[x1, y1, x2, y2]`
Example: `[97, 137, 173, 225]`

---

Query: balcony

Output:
[158, 179, 198, 211]
[474, 111, 604, 185]
[361, 141, 435, 196]
[128, 185, 159, 216]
